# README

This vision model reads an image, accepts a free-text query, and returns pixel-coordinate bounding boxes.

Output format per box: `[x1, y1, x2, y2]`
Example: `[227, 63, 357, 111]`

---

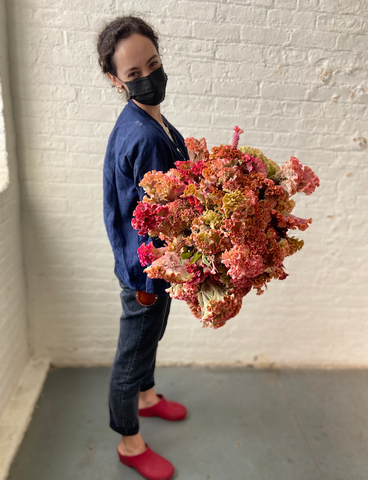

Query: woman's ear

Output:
[106, 72, 122, 89]
[106, 72, 129, 99]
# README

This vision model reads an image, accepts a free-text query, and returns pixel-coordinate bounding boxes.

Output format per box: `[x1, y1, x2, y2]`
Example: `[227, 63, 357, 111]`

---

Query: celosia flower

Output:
[137, 242, 166, 267]
[197, 280, 245, 329]
[186, 195, 205, 213]
[144, 252, 194, 284]
[185, 137, 210, 162]
[131, 203, 169, 236]
[221, 190, 257, 218]
[231, 126, 244, 150]
[174, 159, 206, 183]
[278, 156, 320, 196]
[221, 244, 265, 281]
[139, 169, 186, 203]
[131, 126, 320, 328]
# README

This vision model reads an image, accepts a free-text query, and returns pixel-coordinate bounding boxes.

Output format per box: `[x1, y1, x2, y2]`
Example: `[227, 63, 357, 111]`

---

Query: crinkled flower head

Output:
[197, 280, 243, 329]
[222, 244, 265, 282]
[139, 169, 187, 204]
[278, 156, 320, 196]
[131, 203, 169, 236]
[137, 242, 166, 267]
[144, 252, 194, 284]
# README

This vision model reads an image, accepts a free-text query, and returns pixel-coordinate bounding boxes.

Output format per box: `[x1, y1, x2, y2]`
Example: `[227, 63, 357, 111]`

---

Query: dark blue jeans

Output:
[109, 270, 172, 436]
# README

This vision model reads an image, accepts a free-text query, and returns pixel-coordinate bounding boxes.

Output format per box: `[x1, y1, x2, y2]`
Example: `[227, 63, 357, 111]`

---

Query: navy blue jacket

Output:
[103, 99, 189, 294]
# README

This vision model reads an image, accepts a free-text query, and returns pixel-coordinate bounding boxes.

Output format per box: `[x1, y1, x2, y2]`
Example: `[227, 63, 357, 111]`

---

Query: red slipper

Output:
[138, 394, 187, 421]
[117, 443, 174, 480]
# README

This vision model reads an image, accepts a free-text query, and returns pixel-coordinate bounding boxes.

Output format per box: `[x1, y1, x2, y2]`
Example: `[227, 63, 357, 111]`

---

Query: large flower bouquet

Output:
[132, 127, 320, 329]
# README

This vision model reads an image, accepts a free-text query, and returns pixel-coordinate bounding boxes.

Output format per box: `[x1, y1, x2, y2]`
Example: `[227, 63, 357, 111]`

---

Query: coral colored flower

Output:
[221, 244, 265, 281]
[144, 252, 194, 284]
[131, 127, 320, 328]
[278, 156, 320, 196]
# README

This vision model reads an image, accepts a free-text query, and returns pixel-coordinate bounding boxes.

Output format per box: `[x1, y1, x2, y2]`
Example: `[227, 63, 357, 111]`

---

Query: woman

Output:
[97, 16, 188, 480]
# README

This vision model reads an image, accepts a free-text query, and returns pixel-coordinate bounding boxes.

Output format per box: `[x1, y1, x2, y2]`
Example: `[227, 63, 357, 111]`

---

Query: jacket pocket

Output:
[135, 290, 159, 307]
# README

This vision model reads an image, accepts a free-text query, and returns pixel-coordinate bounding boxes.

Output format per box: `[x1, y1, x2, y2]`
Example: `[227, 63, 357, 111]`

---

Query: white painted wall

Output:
[0, 0, 29, 416]
[5, 0, 368, 368]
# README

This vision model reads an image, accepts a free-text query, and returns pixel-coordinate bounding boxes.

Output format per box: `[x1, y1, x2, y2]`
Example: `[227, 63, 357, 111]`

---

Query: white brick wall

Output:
[0, 0, 29, 416]
[4, 0, 368, 367]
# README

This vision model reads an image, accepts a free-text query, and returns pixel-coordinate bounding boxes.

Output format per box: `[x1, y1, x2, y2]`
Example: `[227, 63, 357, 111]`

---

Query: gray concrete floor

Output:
[7, 366, 368, 480]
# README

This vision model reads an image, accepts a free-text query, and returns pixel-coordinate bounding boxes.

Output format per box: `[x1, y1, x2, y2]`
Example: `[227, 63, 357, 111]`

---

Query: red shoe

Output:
[138, 394, 187, 421]
[117, 443, 174, 480]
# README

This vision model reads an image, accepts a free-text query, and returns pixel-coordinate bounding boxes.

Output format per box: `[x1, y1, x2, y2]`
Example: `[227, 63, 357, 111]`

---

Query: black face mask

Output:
[123, 64, 168, 106]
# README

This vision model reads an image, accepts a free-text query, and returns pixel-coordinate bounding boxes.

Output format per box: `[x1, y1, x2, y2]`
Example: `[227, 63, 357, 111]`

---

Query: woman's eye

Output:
[150, 61, 159, 68]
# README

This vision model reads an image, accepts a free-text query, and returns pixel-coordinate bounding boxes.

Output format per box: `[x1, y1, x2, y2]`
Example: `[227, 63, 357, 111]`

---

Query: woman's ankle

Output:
[139, 387, 161, 408]
[118, 433, 147, 456]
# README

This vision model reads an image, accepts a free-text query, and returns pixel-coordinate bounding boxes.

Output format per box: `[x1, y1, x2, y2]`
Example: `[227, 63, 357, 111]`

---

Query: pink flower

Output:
[131, 202, 169, 236]
[271, 209, 312, 231]
[174, 159, 206, 183]
[280, 156, 320, 196]
[231, 126, 244, 150]
[137, 242, 166, 267]
[297, 165, 320, 195]
[221, 244, 265, 281]
[240, 153, 268, 177]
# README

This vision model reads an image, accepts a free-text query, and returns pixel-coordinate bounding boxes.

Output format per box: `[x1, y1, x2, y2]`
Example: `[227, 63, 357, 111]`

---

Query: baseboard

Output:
[0, 357, 50, 480]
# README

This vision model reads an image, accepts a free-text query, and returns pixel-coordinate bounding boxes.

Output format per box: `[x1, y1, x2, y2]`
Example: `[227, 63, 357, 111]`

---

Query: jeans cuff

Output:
[140, 381, 155, 392]
[110, 420, 139, 436]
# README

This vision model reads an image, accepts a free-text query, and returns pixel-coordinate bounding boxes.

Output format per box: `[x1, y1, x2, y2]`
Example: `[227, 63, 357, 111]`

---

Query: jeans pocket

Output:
[135, 290, 159, 307]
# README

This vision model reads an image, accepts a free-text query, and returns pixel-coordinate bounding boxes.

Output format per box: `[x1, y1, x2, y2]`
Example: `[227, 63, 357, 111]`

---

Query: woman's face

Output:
[107, 33, 161, 95]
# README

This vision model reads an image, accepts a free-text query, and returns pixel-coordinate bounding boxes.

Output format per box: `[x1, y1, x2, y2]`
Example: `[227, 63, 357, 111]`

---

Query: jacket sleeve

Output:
[102, 143, 127, 262]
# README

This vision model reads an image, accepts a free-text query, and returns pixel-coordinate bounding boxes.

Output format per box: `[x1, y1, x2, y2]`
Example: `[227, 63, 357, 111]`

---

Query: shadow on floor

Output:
[7, 366, 368, 480]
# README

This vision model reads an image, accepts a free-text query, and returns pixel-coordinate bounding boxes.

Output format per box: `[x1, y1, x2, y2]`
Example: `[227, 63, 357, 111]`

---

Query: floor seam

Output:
[275, 370, 324, 480]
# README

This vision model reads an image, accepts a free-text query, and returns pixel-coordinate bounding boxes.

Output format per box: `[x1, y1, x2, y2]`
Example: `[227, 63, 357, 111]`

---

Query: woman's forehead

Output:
[114, 34, 158, 70]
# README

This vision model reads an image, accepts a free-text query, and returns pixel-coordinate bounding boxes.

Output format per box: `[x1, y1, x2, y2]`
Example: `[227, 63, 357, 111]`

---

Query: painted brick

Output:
[155, 18, 192, 37]
[274, 0, 297, 8]
[168, 1, 217, 21]
[290, 29, 337, 49]
[297, 0, 319, 9]
[318, 0, 365, 14]
[215, 43, 265, 63]
[216, 4, 267, 24]
[212, 78, 258, 98]
[260, 82, 308, 100]
[168, 77, 213, 95]
[241, 25, 290, 46]
[192, 22, 241, 43]
[316, 13, 365, 34]
[336, 33, 368, 53]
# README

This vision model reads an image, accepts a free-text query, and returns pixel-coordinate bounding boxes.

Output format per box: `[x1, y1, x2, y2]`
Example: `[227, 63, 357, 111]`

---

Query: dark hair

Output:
[97, 15, 160, 77]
